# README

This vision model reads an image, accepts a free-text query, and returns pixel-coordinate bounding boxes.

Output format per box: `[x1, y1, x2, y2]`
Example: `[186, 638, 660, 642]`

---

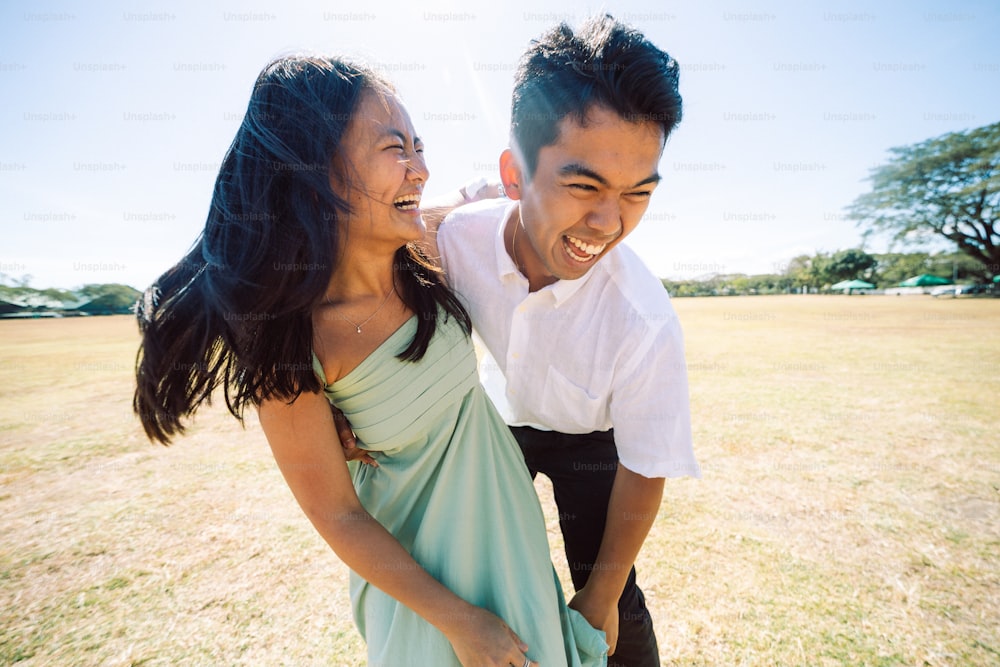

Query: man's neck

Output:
[505, 206, 557, 293]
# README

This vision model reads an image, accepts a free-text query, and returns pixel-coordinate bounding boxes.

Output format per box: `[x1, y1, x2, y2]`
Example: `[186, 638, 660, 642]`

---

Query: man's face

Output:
[507, 105, 665, 289]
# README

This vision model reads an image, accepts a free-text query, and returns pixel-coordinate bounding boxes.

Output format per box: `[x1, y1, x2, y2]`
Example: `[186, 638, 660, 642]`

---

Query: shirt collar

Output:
[492, 202, 599, 308]
[494, 201, 522, 281]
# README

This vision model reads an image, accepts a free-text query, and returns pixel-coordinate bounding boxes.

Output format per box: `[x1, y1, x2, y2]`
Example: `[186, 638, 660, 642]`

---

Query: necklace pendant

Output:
[330, 283, 396, 336]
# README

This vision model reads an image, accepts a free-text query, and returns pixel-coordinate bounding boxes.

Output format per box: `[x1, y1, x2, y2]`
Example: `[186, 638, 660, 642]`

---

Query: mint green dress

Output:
[313, 314, 607, 667]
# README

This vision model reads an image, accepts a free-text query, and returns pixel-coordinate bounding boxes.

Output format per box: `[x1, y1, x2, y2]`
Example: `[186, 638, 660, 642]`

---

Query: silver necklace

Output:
[511, 216, 523, 272]
[330, 283, 396, 334]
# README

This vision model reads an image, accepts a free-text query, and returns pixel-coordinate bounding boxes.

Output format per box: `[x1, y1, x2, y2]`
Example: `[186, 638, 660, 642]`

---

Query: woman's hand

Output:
[445, 603, 538, 667]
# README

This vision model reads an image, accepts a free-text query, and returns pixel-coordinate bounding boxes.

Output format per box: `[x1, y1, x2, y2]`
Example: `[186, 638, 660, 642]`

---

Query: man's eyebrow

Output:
[559, 163, 608, 186]
[559, 162, 661, 188]
[633, 173, 661, 187]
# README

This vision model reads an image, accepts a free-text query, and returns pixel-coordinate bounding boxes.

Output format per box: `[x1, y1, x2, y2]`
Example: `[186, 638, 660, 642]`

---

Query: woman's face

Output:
[330, 89, 429, 249]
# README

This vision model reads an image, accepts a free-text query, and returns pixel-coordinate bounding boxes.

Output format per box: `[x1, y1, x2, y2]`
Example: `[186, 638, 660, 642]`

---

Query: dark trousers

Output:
[510, 426, 660, 667]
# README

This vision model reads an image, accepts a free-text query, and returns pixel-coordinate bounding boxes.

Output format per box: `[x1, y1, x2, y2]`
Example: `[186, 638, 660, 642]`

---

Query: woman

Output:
[133, 55, 606, 666]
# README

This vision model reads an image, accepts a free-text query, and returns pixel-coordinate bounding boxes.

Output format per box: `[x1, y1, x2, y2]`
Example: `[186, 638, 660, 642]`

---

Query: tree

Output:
[782, 254, 816, 289]
[0, 283, 76, 308]
[779, 253, 830, 289]
[77, 283, 139, 300]
[872, 252, 933, 286]
[779, 250, 874, 288]
[824, 248, 877, 285]
[932, 250, 992, 283]
[76, 293, 136, 315]
[848, 121, 1000, 278]
[75, 284, 141, 315]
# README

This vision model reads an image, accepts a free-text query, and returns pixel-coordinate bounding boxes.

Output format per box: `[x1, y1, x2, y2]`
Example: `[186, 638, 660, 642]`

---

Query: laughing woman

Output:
[133, 55, 606, 667]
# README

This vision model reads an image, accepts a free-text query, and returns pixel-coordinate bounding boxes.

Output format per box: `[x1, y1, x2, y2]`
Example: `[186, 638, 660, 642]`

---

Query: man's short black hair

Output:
[511, 14, 683, 177]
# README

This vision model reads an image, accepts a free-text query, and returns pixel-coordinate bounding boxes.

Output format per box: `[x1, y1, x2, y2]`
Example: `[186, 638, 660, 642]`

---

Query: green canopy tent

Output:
[830, 279, 876, 294]
[898, 274, 951, 287]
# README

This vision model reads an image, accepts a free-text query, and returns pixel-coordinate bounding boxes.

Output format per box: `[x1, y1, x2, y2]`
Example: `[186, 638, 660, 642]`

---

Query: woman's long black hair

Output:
[134, 55, 470, 445]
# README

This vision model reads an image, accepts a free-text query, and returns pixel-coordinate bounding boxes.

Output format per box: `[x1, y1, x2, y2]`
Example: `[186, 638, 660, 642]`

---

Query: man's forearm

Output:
[420, 179, 502, 230]
[420, 189, 467, 231]
[421, 179, 503, 231]
[585, 465, 665, 602]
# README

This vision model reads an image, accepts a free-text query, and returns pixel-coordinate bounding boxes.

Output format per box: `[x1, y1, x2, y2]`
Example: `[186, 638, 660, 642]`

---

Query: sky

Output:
[1, 0, 998, 290]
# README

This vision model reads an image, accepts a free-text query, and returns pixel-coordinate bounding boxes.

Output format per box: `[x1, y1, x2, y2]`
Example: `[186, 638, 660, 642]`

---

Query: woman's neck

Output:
[325, 248, 398, 305]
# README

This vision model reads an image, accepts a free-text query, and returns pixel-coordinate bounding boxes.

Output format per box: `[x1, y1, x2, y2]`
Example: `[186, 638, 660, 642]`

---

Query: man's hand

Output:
[569, 586, 620, 655]
[331, 404, 378, 467]
[571, 465, 665, 656]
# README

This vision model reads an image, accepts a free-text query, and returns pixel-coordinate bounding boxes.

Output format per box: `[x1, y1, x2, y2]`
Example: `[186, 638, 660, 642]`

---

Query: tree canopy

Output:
[848, 121, 999, 278]
[823, 248, 878, 285]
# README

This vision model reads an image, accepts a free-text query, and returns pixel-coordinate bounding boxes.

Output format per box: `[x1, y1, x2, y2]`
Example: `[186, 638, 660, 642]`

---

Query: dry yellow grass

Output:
[1, 295, 998, 665]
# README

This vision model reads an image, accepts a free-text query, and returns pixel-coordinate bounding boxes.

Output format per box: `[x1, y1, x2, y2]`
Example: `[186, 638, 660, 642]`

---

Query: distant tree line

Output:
[662, 250, 991, 297]
[0, 276, 140, 317]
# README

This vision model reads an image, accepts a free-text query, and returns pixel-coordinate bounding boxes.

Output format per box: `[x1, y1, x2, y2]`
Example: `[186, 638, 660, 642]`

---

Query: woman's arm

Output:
[257, 390, 536, 667]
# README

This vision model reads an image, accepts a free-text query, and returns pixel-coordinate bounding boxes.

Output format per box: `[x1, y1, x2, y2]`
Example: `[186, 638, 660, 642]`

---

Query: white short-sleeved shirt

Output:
[437, 199, 700, 479]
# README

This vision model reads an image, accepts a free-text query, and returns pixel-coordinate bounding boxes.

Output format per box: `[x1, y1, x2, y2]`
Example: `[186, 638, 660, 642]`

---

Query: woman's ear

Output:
[498, 148, 524, 201]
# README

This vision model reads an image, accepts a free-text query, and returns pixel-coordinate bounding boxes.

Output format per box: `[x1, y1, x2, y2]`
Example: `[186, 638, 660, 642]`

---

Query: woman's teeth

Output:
[393, 194, 421, 210]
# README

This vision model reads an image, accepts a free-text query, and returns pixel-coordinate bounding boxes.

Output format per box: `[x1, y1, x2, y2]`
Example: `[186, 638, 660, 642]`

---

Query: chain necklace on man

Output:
[330, 282, 396, 334]
[511, 216, 524, 273]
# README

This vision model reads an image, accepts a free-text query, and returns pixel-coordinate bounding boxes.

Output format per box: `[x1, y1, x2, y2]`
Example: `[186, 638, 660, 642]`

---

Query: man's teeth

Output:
[393, 194, 421, 210]
[565, 235, 606, 258]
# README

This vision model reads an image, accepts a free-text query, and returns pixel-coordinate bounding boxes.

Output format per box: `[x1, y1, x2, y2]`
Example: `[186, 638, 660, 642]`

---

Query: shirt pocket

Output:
[539, 366, 608, 432]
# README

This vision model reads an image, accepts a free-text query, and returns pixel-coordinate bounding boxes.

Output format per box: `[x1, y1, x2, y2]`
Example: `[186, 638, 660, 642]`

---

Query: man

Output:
[339, 14, 699, 665]
[433, 15, 701, 667]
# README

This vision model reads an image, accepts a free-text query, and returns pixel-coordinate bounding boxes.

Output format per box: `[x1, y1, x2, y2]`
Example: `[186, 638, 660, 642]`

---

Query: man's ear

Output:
[499, 148, 524, 201]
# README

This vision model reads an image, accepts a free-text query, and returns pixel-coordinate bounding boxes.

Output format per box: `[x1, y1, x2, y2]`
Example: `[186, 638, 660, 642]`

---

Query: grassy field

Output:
[1, 295, 998, 666]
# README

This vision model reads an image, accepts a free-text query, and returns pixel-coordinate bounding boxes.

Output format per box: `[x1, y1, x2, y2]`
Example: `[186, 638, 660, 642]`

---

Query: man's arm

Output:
[419, 187, 468, 232]
[419, 179, 503, 261]
[331, 404, 378, 467]
[568, 466, 664, 656]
